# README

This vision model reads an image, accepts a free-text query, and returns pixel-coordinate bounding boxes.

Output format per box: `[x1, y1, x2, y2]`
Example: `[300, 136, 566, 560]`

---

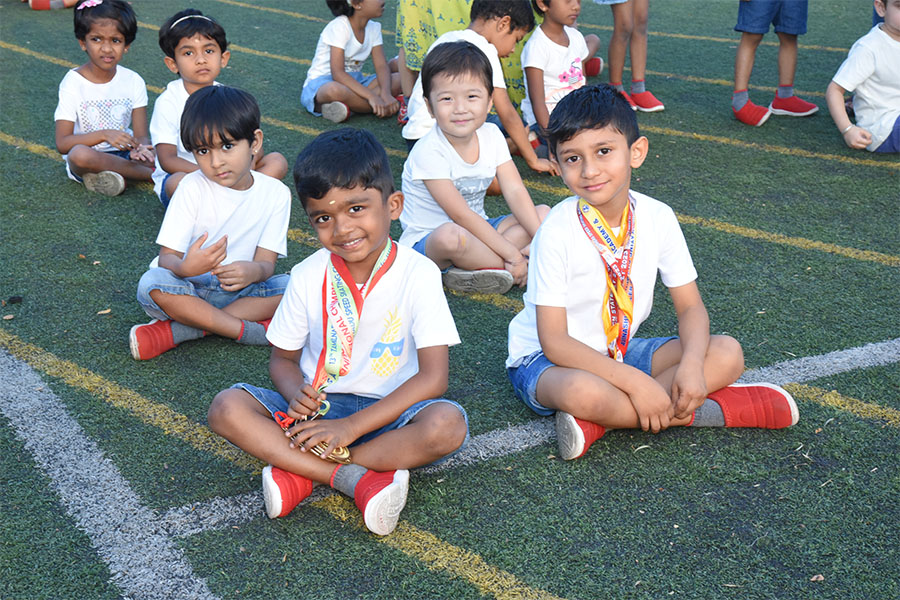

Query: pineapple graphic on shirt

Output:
[370, 309, 404, 377]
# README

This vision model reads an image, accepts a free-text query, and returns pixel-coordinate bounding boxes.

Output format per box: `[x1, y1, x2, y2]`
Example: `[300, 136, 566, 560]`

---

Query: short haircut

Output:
[325, 0, 356, 18]
[421, 41, 494, 101]
[73, 0, 137, 46]
[159, 9, 228, 58]
[180, 86, 260, 152]
[531, 0, 548, 15]
[470, 0, 535, 33]
[293, 128, 394, 211]
[543, 84, 640, 157]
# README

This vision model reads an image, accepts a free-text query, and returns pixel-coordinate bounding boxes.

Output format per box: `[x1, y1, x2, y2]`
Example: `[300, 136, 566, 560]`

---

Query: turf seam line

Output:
[0, 350, 220, 600]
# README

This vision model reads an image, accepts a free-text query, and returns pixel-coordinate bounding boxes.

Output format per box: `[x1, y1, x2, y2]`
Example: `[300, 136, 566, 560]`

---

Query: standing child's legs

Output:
[607, 1, 636, 108]
[732, 32, 771, 126]
[767, 31, 818, 117]
[627, 0, 664, 111]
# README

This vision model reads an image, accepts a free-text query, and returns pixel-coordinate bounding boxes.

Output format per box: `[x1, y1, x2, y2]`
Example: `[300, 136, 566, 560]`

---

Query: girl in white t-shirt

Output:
[54, 0, 154, 196]
[300, 0, 400, 123]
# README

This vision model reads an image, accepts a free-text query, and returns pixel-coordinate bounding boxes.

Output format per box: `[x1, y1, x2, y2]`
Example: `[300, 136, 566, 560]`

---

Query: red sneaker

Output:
[262, 465, 313, 519]
[631, 90, 665, 112]
[769, 95, 819, 117]
[584, 56, 603, 77]
[708, 383, 799, 429]
[733, 100, 771, 126]
[396, 95, 408, 125]
[620, 90, 638, 111]
[555, 412, 606, 460]
[129, 319, 176, 360]
[258, 318, 271, 331]
[354, 469, 409, 536]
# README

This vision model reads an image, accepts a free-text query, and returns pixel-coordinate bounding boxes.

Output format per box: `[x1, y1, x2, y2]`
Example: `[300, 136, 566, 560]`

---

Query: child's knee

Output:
[419, 403, 467, 453]
[67, 145, 95, 169]
[711, 335, 744, 377]
[429, 224, 467, 258]
[207, 388, 245, 433]
[536, 204, 551, 219]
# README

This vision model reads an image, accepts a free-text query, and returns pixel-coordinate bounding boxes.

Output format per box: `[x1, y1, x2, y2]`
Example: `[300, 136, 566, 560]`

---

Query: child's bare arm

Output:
[496, 160, 543, 237]
[524, 67, 550, 129]
[825, 80, 872, 149]
[211, 246, 277, 292]
[157, 233, 227, 278]
[156, 143, 200, 174]
[269, 346, 326, 421]
[668, 281, 711, 418]
[371, 46, 399, 106]
[54, 119, 137, 155]
[492, 88, 558, 175]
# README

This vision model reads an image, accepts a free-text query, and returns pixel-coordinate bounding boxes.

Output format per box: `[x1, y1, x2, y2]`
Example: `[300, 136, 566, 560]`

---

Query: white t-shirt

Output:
[832, 25, 900, 152]
[402, 29, 507, 141]
[267, 245, 460, 398]
[303, 16, 383, 84]
[520, 26, 589, 127]
[507, 192, 698, 367]
[399, 122, 512, 247]
[149, 80, 201, 197]
[153, 170, 290, 267]
[54, 66, 148, 176]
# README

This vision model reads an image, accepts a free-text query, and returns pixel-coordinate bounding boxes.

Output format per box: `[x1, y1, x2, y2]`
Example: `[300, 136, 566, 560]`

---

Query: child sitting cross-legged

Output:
[506, 85, 799, 460]
[208, 128, 469, 536]
[131, 86, 291, 360]
[399, 41, 550, 295]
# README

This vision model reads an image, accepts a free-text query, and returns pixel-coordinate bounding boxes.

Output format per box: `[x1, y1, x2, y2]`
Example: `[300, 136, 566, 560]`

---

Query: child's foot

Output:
[769, 95, 819, 117]
[555, 411, 606, 460]
[631, 90, 665, 112]
[396, 95, 408, 125]
[262, 465, 313, 519]
[129, 319, 177, 360]
[82, 171, 125, 196]
[442, 268, 514, 295]
[584, 56, 603, 77]
[619, 90, 638, 111]
[321, 101, 350, 123]
[354, 469, 409, 536]
[708, 383, 799, 429]
[733, 101, 771, 126]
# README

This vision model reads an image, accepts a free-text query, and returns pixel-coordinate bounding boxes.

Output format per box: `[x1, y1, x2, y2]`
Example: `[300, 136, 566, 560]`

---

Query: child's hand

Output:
[103, 129, 139, 152]
[368, 94, 397, 118]
[842, 125, 872, 150]
[211, 260, 259, 291]
[527, 157, 560, 176]
[504, 255, 528, 287]
[670, 361, 708, 419]
[129, 144, 155, 164]
[287, 418, 357, 459]
[628, 378, 674, 433]
[287, 385, 326, 421]
[180, 232, 227, 277]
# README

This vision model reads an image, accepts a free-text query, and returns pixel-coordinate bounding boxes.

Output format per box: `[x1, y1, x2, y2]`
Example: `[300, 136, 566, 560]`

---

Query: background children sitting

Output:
[54, 0, 154, 197]
[150, 9, 288, 207]
[207, 128, 468, 536]
[506, 85, 798, 460]
[825, 0, 900, 153]
[132, 86, 291, 360]
[401, 0, 559, 177]
[300, 0, 400, 123]
[400, 42, 550, 295]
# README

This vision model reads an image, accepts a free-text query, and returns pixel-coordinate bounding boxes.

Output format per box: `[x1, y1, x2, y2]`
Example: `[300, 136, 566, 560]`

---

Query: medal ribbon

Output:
[576, 196, 636, 362]
[311, 240, 397, 392]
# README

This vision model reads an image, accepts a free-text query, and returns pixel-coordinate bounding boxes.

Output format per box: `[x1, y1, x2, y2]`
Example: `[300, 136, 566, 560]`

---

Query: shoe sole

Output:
[768, 103, 819, 117]
[725, 382, 799, 427]
[442, 268, 513, 295]
[363, 469, 409, 536]
[635, 104, 665, 113]
[261, 465, 284, 519]
[321, 102, 349, 123]
[128, 319, 159, 360]
[83, 171, 125, 196]
[555, 411, 586, 460]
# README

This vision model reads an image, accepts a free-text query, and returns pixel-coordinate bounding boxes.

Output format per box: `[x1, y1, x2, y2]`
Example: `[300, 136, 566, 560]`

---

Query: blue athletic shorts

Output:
[875, 115, 900, 153]
[735, 0, 808, 36]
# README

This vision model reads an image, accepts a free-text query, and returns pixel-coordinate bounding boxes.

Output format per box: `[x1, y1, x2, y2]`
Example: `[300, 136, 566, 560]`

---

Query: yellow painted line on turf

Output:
[639, 68, 825, 98]
[448, 289, 524, 313]
[210, 0, 396, 36]
[785, 383, 900, 427]
[0, 132, 63, 161]
[0, 39, 77, 68]
[317, 495, 564, 600]
[0, 330, 260, 472]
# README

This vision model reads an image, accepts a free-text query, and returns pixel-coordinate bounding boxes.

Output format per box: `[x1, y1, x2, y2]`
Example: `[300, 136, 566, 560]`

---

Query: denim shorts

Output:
[412, 214, 511, 258]
[735, 0, 808, 35]
[67, 149, 131, 182]
[875, 115, 900, 153]
[507, 336, 677, 416]
[136, 269, 289, 321]
[158, 172, 173, 208]
[234, 383, 469, 466]
[301, 71, 378, 115]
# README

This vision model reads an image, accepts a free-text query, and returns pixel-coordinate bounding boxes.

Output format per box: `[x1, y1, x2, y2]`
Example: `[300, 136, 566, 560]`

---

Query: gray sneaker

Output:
[442, 267, 513, 294]
[82, 171, 125, 196]
[320, 101, 349, 123]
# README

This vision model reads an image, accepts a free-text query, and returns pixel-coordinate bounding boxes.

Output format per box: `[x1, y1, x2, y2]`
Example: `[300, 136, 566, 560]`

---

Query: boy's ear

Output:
[163, 55, 180, 75]
[496, 15, 513, 34]
[423, 96, 434, 119]
[220, 50, 231, 68]
[386, 191, 404, 220]
[629, 136, 649, 169]
[250, 129, 264, 155]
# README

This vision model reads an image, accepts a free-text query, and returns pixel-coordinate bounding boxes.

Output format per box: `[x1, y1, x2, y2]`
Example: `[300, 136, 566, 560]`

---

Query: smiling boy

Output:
[506, 84, 799, 460]
[208, 128, 468, 536]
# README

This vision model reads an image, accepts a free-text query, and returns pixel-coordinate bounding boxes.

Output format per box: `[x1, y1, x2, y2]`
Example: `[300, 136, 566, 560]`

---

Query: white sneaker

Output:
[321, 101, 349, 123]
[82, 171, 125, 196]
[442, 268, 514, 294]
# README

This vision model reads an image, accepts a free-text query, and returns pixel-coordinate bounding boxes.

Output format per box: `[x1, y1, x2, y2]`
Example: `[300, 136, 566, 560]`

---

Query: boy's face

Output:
[485, 17, 528, 58]
[306, 186, 404, 281]
[425, 72, 493, 144]
[192, 129, 262, 191]
[552, 125, 648, 219]
[877, 0, 900, 40]
[79, 19, 129, 75]
[164, 33, 230, 94]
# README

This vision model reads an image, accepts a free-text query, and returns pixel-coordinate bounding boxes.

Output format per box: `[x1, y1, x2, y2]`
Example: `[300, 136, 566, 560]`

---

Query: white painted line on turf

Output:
[0, 350, 220, 600]
[159, 337, 900, 538]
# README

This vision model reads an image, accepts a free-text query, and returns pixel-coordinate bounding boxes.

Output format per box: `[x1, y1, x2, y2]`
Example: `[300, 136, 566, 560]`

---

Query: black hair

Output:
[293, 128, 394, 211]
[325, 0, 355, 18]
[470, 0, 535, 33]
[421, 41, 494, 101]
[159, 9, 228, 58]
[531, 0, 547, 15]
[73, 0, 137, 46]
[180, 86, 260, 152]
[543, 84, 640, 157]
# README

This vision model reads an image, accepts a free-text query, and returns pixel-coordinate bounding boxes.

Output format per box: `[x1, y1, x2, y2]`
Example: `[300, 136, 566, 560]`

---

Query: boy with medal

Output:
[506, 85, 799, 460]
[209, 129, 468, 536]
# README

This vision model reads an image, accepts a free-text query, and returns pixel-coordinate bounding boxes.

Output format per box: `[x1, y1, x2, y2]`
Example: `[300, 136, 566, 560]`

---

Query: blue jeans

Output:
[507, 336, 677, 416]
[234, 383, 469, 466]
[136, 269, 289, 321]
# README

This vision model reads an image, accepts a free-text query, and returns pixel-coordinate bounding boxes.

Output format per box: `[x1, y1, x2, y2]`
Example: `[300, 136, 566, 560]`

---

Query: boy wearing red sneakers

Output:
[208, 128, 468, 536]
[506, 85, 798, 460]
[732, 0, 819, 126]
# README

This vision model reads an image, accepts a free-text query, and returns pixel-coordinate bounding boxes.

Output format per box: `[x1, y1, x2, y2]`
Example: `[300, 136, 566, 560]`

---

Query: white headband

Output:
[170, 14, 214, 30]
